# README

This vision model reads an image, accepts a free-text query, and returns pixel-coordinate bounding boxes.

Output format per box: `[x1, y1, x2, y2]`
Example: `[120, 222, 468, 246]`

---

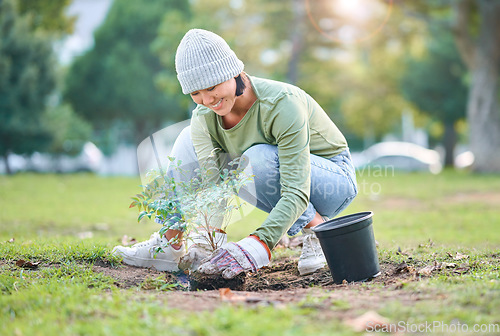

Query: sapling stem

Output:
[131, 152, 253, 253]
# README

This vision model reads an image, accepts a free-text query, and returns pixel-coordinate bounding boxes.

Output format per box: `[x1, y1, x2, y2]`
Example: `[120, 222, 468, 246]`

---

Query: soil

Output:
[88, 255, 450, 315]
[92, 256, 417, 292]
[189, 270, 247, 291]
[3, 253, 479, 321]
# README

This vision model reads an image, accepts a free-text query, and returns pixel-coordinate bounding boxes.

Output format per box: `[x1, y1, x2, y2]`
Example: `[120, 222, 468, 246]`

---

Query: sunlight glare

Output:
[306, 0, 393, 44]
[335, 0, 374, 22]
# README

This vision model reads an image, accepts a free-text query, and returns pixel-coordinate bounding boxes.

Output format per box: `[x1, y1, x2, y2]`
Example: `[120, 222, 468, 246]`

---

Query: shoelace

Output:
[302, 233, 321, 257]
[132, 233, 161, 248]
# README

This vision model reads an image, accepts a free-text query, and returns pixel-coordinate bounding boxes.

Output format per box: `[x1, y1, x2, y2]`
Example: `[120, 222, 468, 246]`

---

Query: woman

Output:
[113, 29, 357, 279]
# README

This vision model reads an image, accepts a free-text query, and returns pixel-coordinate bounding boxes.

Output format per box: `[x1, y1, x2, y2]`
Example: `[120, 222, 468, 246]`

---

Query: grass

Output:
[1, 170, 499, 335]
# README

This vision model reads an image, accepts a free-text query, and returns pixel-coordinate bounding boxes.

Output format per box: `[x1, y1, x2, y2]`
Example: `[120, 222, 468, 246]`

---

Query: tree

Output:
[0, 0, 57, 174]
[153, 0, 272, 101]
[401, 0, 500, 172]
[152, 0, 426, 150]
[42, 104, 92, 167]
[251, 0, 423, 146]
[400, 30, 468, 166]
[153, 0, 349, 125]
[320, 1, 424, 146]
[452, 0, 500, 172]
[17, 0, 75, 36]
[64, 0, 190, 148]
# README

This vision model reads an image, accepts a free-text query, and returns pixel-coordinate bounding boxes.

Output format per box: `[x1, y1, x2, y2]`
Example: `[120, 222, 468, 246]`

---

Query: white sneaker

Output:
[298, 228, 327, 275]
[112, 232, 185, 272]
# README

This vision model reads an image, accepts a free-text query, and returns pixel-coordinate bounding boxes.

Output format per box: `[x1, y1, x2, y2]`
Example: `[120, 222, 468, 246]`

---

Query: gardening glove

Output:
[198, 236, 271, 279]
[178, 231, 227, 271]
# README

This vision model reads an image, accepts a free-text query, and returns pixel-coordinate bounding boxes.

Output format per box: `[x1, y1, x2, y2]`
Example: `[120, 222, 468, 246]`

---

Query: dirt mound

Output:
[92, 257, 418, 291]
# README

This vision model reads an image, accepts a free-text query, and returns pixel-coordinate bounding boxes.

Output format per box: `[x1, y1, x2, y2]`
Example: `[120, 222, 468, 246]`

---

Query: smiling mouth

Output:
[211, 98, 223, 108]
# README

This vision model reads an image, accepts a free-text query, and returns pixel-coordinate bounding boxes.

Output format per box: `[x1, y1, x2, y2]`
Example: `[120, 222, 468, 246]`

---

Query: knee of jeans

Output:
[177, 126, 192, 144]
[241, 144, 278, 170]
[170, 125, 199, 171]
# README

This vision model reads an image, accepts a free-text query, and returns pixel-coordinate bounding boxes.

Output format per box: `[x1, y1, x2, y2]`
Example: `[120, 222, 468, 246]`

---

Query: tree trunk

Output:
[453, 0, 500, 172]
[443, 122, 457, 167]
[2, 153, 12, 175]
[467, 1, 500, 172]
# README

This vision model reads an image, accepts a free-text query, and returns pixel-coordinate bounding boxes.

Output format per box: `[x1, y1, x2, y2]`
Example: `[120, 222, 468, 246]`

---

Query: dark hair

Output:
[235, 74, 246, 96]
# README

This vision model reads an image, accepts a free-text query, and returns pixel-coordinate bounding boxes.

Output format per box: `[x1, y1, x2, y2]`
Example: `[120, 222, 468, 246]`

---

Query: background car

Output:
[353, 141, 442, 174]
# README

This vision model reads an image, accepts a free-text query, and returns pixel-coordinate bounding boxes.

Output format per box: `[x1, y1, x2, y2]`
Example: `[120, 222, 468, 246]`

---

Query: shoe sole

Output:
[298, 261, 327, 276]
[120, 255, 179, 272]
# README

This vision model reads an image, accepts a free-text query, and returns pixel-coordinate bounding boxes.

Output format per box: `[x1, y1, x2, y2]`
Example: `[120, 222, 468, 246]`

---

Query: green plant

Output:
[139, 274, 185, 291]
[129, 151, 253, 251]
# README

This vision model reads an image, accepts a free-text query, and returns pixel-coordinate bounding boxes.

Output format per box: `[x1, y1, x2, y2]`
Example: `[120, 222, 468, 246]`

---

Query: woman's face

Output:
[190, 78, 237, 116]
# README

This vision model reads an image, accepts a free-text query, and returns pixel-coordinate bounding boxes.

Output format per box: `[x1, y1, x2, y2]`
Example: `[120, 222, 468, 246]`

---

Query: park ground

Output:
[0, 170, 499, 335]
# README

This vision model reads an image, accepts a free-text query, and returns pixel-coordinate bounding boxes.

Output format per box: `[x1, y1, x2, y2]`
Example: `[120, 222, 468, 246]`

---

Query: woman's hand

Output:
[197, 236, 271, 279]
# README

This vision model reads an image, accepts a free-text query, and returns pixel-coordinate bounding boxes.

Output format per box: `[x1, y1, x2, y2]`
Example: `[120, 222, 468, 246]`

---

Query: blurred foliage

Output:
[153, 0, 366, 137]
[331, 3, 430, 145]
[17, 0, 75, 36]
[152, 8, 193, 112]
[401, 30, 467, 125]
[152, 0, 431, 148]
[401, 29, 468, 166]
[63, 0, 500, 164]
[0, 0, 57, 173]
[399, 0, 500, 172]
[42, 104, 92, 157]
[64, 0, 190, 148]
[58, 0, 499, 170]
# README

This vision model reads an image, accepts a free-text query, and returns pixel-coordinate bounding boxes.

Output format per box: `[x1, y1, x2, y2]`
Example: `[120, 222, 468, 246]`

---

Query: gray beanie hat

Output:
[175, 29, 244, 94]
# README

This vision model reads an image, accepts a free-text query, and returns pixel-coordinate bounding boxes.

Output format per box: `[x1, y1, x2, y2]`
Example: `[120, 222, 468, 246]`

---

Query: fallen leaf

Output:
[418, 264, 435, 276]
[394, 262, 416, 275]
[418, 261, 458, 276]
[219, 288, 234, 300]
[438, 262, 457, 269]
[453, 252, 469, 260]
[453, 266, 470, 274]
[395, 262, 409, 273]
[15, 260, 40, 269]
[345, 311, 390, 332]
[219, 288, 249, 302]
[419, 239, 434, 248]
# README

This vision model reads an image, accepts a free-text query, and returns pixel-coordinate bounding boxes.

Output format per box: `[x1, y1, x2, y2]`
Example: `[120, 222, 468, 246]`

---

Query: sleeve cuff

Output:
[237, 236, 271, 268]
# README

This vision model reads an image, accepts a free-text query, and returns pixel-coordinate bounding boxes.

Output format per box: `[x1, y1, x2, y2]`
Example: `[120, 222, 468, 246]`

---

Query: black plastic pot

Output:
[312, 211, 380, 284]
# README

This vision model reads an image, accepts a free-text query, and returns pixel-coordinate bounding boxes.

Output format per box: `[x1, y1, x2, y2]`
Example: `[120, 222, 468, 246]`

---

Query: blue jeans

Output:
[164, 126, 358, 236]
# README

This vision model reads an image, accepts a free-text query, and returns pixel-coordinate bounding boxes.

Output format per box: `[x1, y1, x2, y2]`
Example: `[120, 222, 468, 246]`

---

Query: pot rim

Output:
[312, 211, 373, 233]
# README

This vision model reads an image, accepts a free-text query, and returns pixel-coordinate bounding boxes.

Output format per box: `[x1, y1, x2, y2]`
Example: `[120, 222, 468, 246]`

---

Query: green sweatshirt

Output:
[190, 75, 347, 249]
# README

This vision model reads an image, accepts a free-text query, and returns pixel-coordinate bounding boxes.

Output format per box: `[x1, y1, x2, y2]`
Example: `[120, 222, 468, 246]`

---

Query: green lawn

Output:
[1, 171, 499, 335]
